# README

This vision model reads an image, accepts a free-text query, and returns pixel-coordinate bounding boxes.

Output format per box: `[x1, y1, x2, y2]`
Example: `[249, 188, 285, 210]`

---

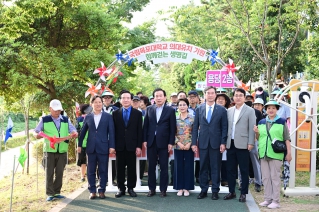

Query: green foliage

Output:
[1, 134, 36, 151]
[0, 0, 155, 113]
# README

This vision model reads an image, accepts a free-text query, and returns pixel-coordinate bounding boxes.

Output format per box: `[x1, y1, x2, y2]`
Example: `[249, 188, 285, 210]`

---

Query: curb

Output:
[246, 190, 261, 212]
[48, 184, 87, 212]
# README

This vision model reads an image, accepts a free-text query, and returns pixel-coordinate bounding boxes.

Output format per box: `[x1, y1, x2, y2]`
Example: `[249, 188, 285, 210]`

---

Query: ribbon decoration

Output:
[38, 132, 71, 149]
[85, 83, 101, 98]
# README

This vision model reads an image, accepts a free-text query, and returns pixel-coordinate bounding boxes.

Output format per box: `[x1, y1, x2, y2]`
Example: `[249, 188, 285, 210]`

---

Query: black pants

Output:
[226, 141, 250, 195]
[116, 149, 136, 191]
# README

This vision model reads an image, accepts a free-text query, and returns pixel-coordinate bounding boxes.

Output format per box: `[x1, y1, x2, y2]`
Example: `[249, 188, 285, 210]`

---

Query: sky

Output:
[125, 0, 202, 37]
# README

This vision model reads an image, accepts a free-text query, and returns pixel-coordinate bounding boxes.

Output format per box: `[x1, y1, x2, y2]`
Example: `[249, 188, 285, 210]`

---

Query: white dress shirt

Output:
[93, 112, 102, 129]
[231, 104, 244, 139]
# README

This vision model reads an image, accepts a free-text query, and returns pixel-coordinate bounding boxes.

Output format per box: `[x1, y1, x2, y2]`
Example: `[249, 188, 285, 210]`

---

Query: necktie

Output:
[124, 109, 129, 126]
[207, 106, 212, 122]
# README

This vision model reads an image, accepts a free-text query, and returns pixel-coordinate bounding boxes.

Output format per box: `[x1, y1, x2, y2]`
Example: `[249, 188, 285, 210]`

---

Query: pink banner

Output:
[206, 70, 234, 88]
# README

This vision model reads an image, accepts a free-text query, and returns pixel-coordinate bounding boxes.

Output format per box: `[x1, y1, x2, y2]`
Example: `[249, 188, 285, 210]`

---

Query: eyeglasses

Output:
[234, 95, 244, 98]
[103, 96, 112, 99]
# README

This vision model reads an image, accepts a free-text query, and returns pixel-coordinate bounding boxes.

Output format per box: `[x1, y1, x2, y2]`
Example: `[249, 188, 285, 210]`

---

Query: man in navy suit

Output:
[143, 88, 176, 197]
[112, 90, 143, 198]
[191, 86, 228, 200]
[78, 95, 115, 200]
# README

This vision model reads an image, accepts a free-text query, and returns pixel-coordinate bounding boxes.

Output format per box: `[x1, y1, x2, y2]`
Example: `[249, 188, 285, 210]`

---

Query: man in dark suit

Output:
[78, 95, 115, 200]
[191, 86, 228, 200]
[112, 90, 143, 198]
[143, 88, 176, 197]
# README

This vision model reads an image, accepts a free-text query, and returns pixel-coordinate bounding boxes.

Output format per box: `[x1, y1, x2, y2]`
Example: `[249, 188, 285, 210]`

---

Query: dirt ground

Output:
[250, 185, 319, 212]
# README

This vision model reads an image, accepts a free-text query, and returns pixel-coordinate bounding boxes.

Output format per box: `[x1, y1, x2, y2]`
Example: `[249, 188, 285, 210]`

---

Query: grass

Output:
[250, 171, 319, 212]
[11, 120, 37, 133]
[0, 163, 83, 212]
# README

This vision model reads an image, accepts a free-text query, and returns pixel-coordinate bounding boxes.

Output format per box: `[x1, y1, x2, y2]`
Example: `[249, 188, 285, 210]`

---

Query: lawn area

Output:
[11, 120, 37, 133]
[0, 163, 83, 212]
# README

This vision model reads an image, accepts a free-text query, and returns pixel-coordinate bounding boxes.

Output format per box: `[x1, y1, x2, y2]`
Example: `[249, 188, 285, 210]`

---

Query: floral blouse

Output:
[174, 113, 194, 150]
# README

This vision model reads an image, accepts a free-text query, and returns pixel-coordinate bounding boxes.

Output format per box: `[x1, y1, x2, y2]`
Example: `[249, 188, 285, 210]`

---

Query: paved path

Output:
[0, 130, 37, 180]
[50, 179, 260, 212]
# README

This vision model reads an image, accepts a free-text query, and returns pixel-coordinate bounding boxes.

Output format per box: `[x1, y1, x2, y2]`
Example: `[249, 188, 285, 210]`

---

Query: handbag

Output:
[266, 124, 287, 153]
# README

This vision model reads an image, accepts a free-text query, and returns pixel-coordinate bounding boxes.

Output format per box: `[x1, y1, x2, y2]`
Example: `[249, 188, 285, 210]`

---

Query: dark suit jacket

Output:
[191, 103, 228, 149]
[78, 112, 115, 154]
[112, 107, 143, 152]
[143, 104, 176, 148]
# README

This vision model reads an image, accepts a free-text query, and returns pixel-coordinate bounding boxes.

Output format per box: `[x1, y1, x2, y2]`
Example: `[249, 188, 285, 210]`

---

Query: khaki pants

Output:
[260, 158, 282, 203]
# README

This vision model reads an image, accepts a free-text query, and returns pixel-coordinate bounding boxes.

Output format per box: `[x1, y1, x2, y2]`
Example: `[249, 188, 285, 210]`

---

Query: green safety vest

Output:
[258, 118, 286, 160]
[77, 121, 88, 148]
[42, 115, 69, 153]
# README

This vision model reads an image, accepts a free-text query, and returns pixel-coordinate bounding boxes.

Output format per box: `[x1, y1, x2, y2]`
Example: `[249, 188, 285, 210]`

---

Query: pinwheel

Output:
[237, 80, 250, 91]
[85, 83, 101, 98]
[116, 50, 124, 64]
[208, 49, 219, 66]
[124, 52, 134, 66]
[38, 132, 71, 149]
[223, 59, 241, 78]
[93, 61, 107, 81]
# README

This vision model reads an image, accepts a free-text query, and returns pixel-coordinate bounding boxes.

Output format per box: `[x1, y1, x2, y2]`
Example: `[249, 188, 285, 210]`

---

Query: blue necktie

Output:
[124, 109, 129, 126]
[207, 106, 212, 122]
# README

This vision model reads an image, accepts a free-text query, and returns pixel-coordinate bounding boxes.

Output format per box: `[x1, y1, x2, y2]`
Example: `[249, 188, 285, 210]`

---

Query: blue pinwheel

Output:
[209, 49, 219, 66]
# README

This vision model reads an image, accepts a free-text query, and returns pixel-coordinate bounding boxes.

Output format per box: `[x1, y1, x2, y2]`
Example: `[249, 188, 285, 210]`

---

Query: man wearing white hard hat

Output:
[253, 98, 266, 118]
[101, 90, 119, 186]
[34, 99, 78, 201]
[101, 90, 119, 114]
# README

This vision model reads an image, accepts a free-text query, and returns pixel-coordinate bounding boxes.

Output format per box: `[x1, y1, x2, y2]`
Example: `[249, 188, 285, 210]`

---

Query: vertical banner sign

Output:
[206, 70, 234, 88]
[296, 107, 311, 171]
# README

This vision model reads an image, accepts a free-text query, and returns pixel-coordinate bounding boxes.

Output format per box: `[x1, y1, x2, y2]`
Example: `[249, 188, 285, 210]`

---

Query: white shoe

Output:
[177, 190, 183, 196]
[183, 190, 189, 196]
[259, 201, 271, 207]
[267, 202, 280, 209]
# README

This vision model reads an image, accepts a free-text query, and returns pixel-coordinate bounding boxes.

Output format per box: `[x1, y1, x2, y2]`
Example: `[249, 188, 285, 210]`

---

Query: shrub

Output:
[1, 134, 36, 151]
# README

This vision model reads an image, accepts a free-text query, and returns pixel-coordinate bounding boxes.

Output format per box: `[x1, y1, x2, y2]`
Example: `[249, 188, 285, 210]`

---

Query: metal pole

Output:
[10, 155, 16, 212]
[0, 127, 2, 166]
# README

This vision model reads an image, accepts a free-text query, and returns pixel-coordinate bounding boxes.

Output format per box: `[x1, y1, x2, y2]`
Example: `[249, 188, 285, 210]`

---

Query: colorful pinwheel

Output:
[209, 49, 219, 66]
[93, 62, 108, 81]
[223, 59, 241, 78]
[85, 83, 101, 98]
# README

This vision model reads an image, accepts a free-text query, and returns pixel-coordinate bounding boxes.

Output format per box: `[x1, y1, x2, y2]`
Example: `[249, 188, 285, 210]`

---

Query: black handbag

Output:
[266, 124, 287, 153]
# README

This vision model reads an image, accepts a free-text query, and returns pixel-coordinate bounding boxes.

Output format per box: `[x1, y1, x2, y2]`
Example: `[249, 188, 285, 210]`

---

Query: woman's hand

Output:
[177, 142, 185, 150]
[253, 125, 259, 133]
[285, 153, 292, 163]
[184, 143, 191, 151]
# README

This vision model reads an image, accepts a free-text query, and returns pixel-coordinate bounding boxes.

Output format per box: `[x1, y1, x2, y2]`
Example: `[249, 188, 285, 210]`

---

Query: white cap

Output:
[170, 92, 178, 97]
[50, 99, 63, 111]
[253, 98, 264, 105]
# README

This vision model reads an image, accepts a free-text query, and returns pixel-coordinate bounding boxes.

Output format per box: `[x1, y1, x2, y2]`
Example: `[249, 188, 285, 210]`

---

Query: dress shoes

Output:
[223, 192, 236, 200]
[211, 192, 219, 200]
[115, 190, 125, 198]
[239, 194, 246, 202]
[99, 192, 106, 199]
[147, 190, 156, 197]
[160, 191, 167, 197]
[255, 184, 261, 192]
[197, 192, 207, 199]
[128, 189, 137, 197]
[89, 193, 96, 199]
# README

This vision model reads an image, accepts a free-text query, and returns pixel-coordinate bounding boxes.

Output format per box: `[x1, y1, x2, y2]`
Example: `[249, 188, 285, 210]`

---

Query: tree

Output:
[0, 0, 154, 113]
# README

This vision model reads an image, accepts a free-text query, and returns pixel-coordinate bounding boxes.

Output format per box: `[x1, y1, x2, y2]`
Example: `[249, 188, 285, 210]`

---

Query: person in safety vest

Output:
[35, 99, 78, 201]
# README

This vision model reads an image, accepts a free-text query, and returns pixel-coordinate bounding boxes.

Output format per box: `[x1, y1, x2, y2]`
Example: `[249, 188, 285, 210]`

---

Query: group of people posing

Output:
[35, 84, 291, 210]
